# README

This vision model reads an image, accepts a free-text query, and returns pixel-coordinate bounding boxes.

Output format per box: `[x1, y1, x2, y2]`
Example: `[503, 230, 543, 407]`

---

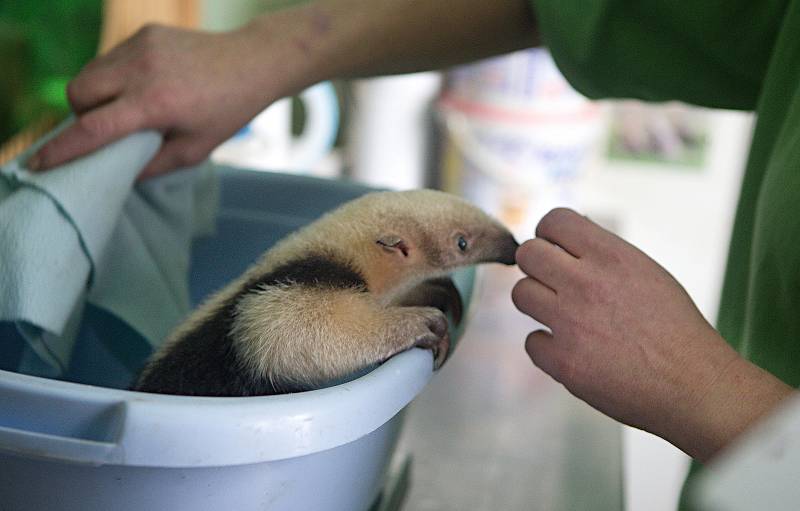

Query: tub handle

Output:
[0, 381, 126, 466]
[0, 424, 122, 465]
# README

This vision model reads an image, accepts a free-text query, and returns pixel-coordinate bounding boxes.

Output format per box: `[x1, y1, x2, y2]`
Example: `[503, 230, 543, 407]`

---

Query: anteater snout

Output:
[481, 231, 518, 265]
[497, 233, 519, 265]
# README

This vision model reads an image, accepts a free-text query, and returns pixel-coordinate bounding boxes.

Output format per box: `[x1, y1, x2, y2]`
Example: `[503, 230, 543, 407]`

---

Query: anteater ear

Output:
[376, 235, 410, 257]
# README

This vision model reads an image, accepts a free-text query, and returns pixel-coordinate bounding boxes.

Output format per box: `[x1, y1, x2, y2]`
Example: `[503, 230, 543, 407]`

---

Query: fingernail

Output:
[27, 154, 41, 171]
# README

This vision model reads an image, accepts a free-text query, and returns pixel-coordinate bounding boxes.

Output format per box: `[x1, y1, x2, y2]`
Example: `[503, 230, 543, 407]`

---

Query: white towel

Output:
[0, 121, 216, 376]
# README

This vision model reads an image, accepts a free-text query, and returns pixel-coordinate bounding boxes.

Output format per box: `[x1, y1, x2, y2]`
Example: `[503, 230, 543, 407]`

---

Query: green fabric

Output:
[0, 0, 101, 139]
[531, 0, 800, 508]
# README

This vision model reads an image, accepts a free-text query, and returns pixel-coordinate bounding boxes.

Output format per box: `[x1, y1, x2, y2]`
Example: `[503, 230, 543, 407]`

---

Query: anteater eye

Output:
[457, 236, 468, 251]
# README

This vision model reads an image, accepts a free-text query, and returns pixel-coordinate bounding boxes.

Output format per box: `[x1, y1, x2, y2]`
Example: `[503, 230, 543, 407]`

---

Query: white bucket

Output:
[212, 82, 340, 175]
[439, 49, 603, 238]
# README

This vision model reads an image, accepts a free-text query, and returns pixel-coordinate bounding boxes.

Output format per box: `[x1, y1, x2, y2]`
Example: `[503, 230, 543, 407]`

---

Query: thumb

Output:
[525, 329, 572, 384]
[137, 136, 211, 180]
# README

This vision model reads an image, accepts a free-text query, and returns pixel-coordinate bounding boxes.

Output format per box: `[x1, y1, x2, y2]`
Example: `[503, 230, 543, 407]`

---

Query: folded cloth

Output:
[0, 121, 217, 377]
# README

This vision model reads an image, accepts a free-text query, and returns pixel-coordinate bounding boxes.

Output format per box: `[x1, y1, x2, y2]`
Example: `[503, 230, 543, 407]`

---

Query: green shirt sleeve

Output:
[531, 0, 787, 109]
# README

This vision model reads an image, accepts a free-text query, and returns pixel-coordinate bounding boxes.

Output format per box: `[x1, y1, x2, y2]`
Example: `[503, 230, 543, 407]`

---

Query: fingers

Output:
[137, 137, 210, 180]
[66, 37, 138, 113]
[30, 99, 146, 171]
[515, 237, 577, 289]
[512, 276, 558, 327]
[535, 208, 616, 259]
[67, 67, 125, 114]
[525, 329, 571, 384]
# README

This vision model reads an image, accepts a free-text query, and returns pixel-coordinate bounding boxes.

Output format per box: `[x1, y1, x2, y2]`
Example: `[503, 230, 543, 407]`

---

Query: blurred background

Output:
[0, 1, 754, 509]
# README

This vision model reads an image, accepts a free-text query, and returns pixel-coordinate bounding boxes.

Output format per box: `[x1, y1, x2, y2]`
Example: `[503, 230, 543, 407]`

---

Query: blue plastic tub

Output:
[0, 167, 474, 511]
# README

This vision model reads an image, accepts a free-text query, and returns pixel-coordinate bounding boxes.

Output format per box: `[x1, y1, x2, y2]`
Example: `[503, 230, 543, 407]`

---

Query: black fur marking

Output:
[133, 293, 263, 396]
[248, 254, 367, 291]
[133, 255, 366, 396]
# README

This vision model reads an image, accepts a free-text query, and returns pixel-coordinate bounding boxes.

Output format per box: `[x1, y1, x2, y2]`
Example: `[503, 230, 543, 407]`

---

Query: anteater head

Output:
[308, 189, 518, 295]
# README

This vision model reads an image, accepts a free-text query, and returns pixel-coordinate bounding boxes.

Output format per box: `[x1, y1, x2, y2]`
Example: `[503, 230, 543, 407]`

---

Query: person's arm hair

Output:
[673, 354, 794, 462]
[251, 0, 539, 96]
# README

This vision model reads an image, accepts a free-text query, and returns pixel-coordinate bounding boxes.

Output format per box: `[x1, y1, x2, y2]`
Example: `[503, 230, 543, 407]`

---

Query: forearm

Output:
[240, 0, 538, 97]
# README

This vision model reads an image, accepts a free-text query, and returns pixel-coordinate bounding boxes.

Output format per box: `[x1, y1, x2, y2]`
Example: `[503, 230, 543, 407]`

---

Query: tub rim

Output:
[0, 347, 434, 468]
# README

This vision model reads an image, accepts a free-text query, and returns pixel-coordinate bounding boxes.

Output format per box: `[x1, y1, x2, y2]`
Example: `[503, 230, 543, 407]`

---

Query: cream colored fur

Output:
[230, 285, 445, 391]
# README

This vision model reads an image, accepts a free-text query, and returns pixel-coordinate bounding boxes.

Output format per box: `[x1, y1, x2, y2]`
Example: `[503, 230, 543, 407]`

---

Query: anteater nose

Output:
[497, 233, 519, 265]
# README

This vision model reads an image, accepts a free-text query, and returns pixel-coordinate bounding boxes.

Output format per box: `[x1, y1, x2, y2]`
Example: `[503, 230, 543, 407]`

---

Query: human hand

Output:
[26, 0, 540, 179]
[512, 208, 793, 461]
[28, 22, 302, 179]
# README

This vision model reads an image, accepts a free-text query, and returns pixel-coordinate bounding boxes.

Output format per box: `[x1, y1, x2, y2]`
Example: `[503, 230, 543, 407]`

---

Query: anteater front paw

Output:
[392, 307, 451, 370]
[396, 277, 464, 326]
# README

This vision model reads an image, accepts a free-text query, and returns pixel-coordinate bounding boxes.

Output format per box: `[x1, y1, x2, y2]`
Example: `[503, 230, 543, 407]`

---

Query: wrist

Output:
[236, 1, 378, 102]
[233, 6, 336, 106]
[669, 346, 794, 463]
